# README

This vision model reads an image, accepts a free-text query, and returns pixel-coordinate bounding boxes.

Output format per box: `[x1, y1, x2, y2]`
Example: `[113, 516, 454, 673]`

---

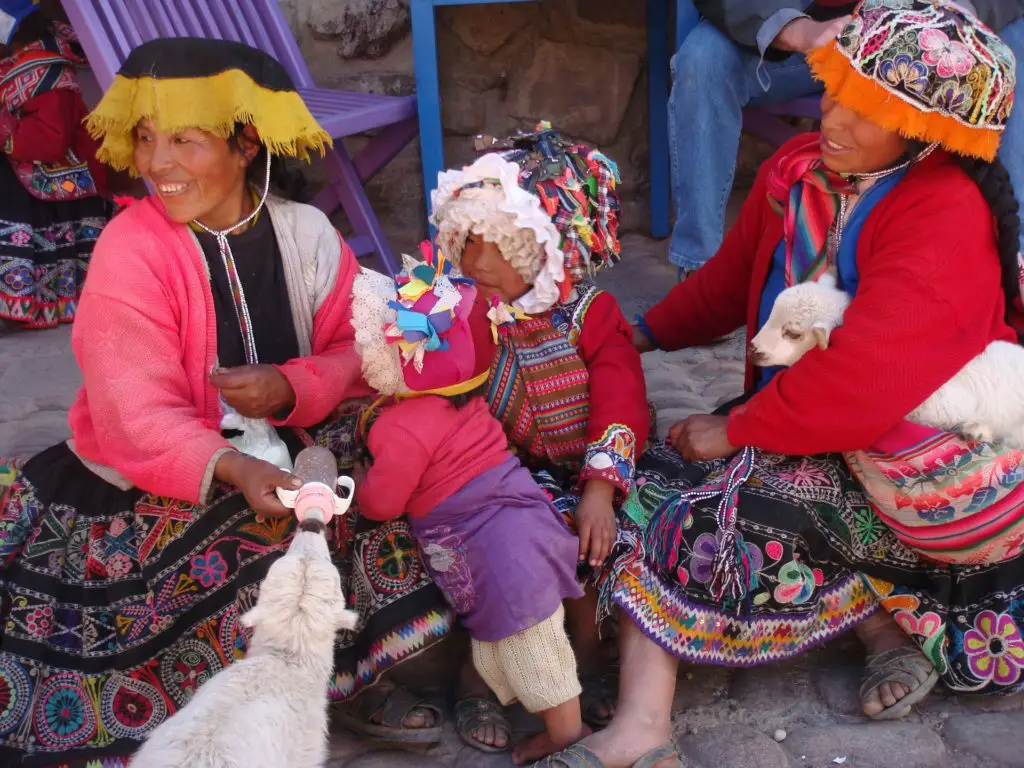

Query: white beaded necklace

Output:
[192, 151, 273, 365]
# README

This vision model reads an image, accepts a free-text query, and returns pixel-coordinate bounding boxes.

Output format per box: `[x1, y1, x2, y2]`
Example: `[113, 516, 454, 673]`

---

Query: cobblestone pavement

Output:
[1, 235, 1021, 767]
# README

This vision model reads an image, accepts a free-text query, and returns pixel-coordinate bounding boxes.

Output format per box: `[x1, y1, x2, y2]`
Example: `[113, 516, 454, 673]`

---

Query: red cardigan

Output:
[357, 397, 510, 521]
[68, 198, 367, 504]
[643, 136, 1017, 456]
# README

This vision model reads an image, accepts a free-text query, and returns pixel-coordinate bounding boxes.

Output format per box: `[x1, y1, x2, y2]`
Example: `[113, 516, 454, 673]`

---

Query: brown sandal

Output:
[860, 646, 940, 721]
[455, 696, 511, 753]
[532, 743, 681, 767]
[333, 682, 443, 743]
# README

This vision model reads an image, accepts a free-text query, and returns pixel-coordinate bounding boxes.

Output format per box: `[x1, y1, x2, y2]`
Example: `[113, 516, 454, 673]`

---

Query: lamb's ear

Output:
[811, 322, 832, 350]
[817, 273, 838, 289]
[239, 606, 263, 630]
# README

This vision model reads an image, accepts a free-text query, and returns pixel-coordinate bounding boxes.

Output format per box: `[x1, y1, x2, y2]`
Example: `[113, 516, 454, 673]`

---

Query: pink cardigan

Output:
[68, 197, 369, 504]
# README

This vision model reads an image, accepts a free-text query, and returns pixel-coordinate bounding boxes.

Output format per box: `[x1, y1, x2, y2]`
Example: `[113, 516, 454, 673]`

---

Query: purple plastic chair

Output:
[61, 0, 416, 276]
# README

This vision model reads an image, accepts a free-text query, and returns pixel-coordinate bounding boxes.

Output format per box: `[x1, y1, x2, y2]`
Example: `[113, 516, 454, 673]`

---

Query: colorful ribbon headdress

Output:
[387, 244, 475, 374]
[350, 243, 492, 401]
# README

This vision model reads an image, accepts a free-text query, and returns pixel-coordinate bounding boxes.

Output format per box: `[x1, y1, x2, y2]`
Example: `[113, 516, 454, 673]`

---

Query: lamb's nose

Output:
[748, 344, 765, 364]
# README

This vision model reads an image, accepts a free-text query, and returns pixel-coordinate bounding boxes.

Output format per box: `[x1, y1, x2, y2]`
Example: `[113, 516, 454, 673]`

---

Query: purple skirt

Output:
[410, 455, 584, 642]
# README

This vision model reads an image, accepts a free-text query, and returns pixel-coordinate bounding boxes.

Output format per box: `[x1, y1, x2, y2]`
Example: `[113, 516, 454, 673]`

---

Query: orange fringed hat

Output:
[808, 0, 1016, 162]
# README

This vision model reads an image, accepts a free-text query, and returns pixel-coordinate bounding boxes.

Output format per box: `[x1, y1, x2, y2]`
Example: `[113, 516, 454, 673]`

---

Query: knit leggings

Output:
[471, 604, 581, 713]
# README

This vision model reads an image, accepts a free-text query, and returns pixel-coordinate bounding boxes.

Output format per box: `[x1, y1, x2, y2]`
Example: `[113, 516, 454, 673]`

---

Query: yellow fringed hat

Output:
[86, 37, 331, 174]
[809, 0, 1016, 162]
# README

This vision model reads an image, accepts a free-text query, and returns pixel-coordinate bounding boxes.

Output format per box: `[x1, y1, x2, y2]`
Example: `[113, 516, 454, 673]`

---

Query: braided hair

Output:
[956, 155, 1022, 313]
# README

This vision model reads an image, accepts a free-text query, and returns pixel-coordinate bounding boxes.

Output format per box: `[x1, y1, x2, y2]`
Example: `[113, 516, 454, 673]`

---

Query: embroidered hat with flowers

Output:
[809, 0, 1016, 162]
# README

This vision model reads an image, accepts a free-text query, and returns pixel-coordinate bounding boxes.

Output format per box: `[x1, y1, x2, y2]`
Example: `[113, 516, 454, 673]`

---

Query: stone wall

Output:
[281, 0, 772, 252]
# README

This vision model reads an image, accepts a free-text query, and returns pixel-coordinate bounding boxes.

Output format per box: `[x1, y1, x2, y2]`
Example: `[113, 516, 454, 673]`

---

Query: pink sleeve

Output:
[73, 241, 232, 504]
[356, 408, 431, 521]
[272, 237, 365, 427]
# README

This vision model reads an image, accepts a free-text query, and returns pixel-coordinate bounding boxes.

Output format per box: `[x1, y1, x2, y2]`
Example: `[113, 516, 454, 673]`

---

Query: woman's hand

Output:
[210, 364, 296, 419]
[576, 478, 617, 567]
[668, 415, 739, 461]
[631, 324, 656, 354]
[215, 451, 300, 517]
[774, 15, 852, 54]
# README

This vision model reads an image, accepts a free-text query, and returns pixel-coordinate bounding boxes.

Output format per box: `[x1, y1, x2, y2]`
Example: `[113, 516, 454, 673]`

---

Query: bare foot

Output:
[855, 612, 917, 718]
[512, 725, 591, 765]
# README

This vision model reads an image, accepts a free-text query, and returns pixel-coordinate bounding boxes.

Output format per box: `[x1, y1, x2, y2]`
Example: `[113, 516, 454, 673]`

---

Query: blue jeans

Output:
[668, 22, 821, 270]
[998, 18, 1024, 254]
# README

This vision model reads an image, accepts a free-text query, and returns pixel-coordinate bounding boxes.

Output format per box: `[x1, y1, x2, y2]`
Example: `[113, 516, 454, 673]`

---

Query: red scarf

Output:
[766, 133, 856, 286]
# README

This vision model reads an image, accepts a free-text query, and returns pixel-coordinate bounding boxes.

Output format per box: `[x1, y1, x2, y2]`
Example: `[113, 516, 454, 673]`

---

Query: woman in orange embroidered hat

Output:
[430, 124, 651, 755]
[536, 3, 1024, 766]
[348, 252, 589, 765]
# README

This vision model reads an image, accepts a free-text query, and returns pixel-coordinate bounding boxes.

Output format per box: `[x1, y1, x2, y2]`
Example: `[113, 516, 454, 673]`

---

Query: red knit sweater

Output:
[643, 136, 1017, 456]
[357, 397, 511, 521]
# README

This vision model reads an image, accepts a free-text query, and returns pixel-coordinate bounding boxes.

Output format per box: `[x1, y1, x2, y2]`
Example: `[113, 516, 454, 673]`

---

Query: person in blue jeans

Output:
[670, 0, 1024, 278]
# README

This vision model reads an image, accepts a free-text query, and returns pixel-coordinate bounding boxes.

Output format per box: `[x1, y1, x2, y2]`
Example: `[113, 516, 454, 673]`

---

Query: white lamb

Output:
[129, 518, 358, 768]
[749, 274, 1024, 448]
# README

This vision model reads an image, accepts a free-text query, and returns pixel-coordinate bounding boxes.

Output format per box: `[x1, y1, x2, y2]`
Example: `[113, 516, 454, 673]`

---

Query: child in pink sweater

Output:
[351, 253, 588, 764]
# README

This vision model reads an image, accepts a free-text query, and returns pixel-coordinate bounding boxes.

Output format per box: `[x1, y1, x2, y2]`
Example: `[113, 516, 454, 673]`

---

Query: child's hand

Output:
[576, 478, 617, 567]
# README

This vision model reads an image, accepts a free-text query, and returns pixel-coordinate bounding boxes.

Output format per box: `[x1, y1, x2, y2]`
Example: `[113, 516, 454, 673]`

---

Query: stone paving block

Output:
[341, 750, 446, 768]
[728, 659, 820, 721]
[452, 745, 517, 767]
[783, 723, 950, 768]
[813, 663, 864, 717]
[0, 350, 81, 414]
[0, 409, 71, 459]
[326, 728, 370, 765]
[674, 665, 731, 713]
[0, 324, 72, 359]
[942, 712, 1020, 765]
[960, 691, 1024, 713]
[678, 725, 789, 768]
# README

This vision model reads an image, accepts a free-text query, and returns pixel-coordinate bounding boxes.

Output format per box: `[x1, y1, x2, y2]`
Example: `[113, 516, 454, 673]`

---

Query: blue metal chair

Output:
[648, 0, 822, 238]
[412, 0, 674, 232]
[410, 0, 537, 224]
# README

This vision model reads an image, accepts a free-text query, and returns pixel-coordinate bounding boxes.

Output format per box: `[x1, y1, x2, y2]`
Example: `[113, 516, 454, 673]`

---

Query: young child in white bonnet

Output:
[350, 251, 589, 763]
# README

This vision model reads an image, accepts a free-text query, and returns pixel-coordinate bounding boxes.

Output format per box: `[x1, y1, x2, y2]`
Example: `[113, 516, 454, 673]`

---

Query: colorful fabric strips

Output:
[387, 244, 473, 372]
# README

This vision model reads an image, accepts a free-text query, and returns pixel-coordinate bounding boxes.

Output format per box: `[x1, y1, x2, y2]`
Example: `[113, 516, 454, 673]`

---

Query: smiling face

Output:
[132, 120, 259, 229]
[819, 93, 910, 175]
[460, 234, 530, 305]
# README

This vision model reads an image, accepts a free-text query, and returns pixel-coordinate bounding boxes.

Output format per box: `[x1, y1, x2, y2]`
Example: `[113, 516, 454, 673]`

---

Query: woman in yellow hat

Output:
[0, 37, 447, 765]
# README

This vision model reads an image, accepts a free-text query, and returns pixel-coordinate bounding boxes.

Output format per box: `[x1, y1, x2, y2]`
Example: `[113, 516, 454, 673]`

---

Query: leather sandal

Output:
[860, 645, 940, 721]
[333, 681, 443, 743]
[532, 742, 681, 767]
[455, 696, 511, 753]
